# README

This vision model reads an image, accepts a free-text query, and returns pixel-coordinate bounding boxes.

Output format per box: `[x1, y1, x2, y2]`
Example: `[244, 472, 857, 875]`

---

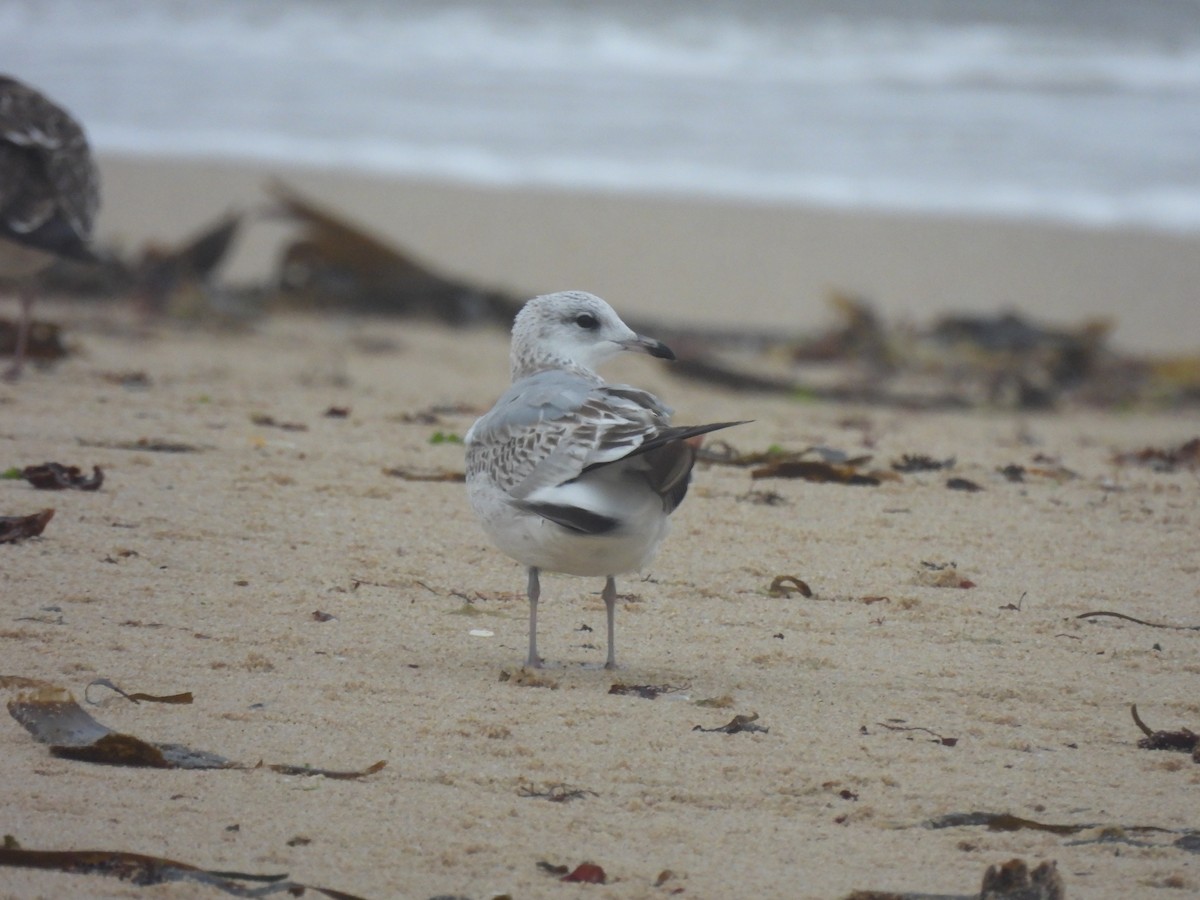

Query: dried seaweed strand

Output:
[84, 679, 193, 706]
[0, 846, 366, 899]
[1130, 704, 1199, 753]
[1077, 610, 1200, 630]
[518, 782, 597, 802]
[876, 722, 958, 746]
[1131, 703, 1155, 739]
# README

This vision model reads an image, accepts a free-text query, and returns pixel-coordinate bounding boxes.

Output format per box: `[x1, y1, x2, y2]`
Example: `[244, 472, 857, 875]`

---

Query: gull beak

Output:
[620, 335, 676, 361]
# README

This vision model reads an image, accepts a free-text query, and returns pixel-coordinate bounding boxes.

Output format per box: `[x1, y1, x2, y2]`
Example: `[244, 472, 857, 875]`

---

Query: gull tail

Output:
[582, 420, 750, 473]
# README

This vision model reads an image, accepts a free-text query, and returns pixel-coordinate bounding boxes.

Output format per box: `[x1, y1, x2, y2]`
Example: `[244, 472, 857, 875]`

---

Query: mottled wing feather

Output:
[0, 76, 98, 247]
[0, 144, 52, 233]
[642, 441, 697, 515]
[465, 371, 672, 499]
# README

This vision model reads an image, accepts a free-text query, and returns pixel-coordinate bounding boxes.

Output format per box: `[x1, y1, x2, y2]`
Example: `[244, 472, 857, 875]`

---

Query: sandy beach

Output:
[2, 156, 1200, 899]
[95, 155, 1200, 354]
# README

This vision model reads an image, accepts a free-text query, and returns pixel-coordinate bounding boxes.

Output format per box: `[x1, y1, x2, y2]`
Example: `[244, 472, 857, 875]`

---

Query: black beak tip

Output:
[648, 341, 676, 361]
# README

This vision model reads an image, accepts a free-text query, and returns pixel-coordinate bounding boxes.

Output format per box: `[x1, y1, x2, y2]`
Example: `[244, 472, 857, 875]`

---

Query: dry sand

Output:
[2, 158, 1200, 899]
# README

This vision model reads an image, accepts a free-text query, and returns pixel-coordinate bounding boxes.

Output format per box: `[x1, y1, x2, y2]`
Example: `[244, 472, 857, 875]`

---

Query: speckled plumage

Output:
[0, 74, 99, 377]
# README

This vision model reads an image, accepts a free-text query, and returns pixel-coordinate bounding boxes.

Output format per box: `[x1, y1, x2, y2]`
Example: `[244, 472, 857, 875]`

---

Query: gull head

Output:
[510, 291, 674, 380]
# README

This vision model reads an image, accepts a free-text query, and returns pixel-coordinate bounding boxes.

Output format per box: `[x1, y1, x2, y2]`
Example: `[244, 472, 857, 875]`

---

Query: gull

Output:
[0, 75, 99, 379]
[465, 290, 744, 668]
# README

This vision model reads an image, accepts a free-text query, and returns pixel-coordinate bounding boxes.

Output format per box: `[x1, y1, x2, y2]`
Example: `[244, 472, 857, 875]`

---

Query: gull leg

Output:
[4, 289, 33, 380]
[526, 566, 542, 668]
[603, 576, 618, 669]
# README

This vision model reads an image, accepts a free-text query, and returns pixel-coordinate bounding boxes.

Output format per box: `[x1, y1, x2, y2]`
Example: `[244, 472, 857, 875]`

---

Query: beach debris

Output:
[14, 606, 64, 626]
[263, 760, 386, 780]
[535, 861, 609, 884]
[1130, 704, 1199, 756]
[980, 859, 1064, 900]
[924, 813, 1200, 865]
[794, 290, 890, 364]
[20, 462, 104, 490]
[518, 782, 597, 803]
[998, 456, 1079, 484]
[693, 440, 771, 466]
[1026, 459, 1079, 482]
[77, 436, 205, 453]
[932, 311, 1111, 406]
[447, 595, 511, 615]
[751, 453, 885, 485]
[999, 592, 1027, 612]
[23, 187, 1200, 410]
[0, 508, 54, 543]
[498, 668, 559, 689]
[562, 862, 607, 884]
[639, 298, 1122, 410]
[1076, 611, 1200, 631]
[946, 476, 983, 492]
[768, 575, 813, 598]
[1148, 356, 1200, 405]
[5, 677, 229, 769]
[892, 454, 955, 472]
[927, 812, 1088, 835]
[106, 615, 167, 629]
[654, 869, 680, 889]
[249, 412, 308, 432]
[693, 712, 768, 735]
[738, 488, 787, 505]
[844, 856, 1065, 900]
[693, 694, 734, 709]
[268, 179, 520, 324]
[98, 369, 152, 388]
[32, 235, 131, 297]
[382, 465, 465, 483]
[608, 682, 687, 700]
[395, 401, 480, 425]
[668, 355, 800, 394]
[130, 212, 242, 318]
[350, 575, 413, 593]
[1113, 436, 1200, 472]
[915, 561, 976, 589]
[737, 296, 1193, 409]
[651, 292, 892, 399]
[0, 841, 367, 900]
[823, 782, 859, 803]
[2, 676, 386, 776]
[0, 318, 69, 364]
[83, 679, 192, 706]
[874, 720, 958, 747]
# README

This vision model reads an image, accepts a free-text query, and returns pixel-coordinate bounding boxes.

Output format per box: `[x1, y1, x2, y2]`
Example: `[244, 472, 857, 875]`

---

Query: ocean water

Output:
[3, 0, 1200, 233]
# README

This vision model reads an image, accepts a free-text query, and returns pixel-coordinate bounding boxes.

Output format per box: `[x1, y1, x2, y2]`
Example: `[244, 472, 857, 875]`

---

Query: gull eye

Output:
[574, 313, 599, 330]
